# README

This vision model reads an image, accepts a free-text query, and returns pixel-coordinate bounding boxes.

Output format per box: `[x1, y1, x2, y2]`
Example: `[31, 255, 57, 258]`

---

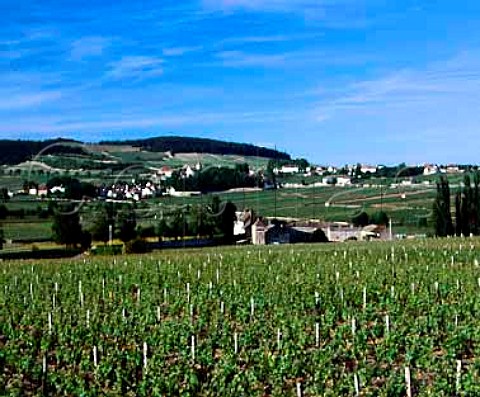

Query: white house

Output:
[141, 187, 154, 198]
[446, 165, 463, 174]
[183, 165, 196, 178]
[38, 185, 49, 197]
[327, 166, 337, 173]
[423, 164, 438, 176]
[50, 186, 66, 195]
[280, 165, 300, 174]
[158, 166, 173, 178]
[361, 165, 377, 174]
[337, 176, 352, 186]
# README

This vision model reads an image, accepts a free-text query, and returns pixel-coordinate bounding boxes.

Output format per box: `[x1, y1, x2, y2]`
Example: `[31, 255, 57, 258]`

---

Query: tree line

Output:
[47, 197, 238, 253]
[167, 164, 262, 192]
[101, 136, 291, 160]
[433, 173, 480, 237]
[0, 139, 85, 165]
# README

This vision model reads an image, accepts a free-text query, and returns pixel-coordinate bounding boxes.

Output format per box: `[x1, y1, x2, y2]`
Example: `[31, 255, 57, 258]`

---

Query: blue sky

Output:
[1, 0, 480, 164]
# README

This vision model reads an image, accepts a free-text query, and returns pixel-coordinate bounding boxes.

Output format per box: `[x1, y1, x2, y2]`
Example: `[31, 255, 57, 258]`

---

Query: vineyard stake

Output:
[354, 373, 360, 396]
[456, 359, 462, 392]
[296, 382, 302, 397]
[363, 287, 367, 311]
[93, 346, 98, 368]
[191, 335, 196, 362]
[405, 367, 412, 397]
[143, 342, 148, 370]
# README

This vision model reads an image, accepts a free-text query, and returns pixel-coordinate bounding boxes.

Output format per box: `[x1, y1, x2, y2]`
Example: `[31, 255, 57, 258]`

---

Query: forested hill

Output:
[0, 136, 290, 165]
[100, 136, 291, 160]
[0, 139, 86, 165]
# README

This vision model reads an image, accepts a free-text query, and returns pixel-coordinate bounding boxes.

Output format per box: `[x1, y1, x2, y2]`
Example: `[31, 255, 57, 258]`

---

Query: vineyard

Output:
[2, 239, 480, 396]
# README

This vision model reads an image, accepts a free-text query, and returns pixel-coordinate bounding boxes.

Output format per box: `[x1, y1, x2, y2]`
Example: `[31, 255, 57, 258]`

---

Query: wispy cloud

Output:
[329, 63, 480, 110]
[203, 0, 322, 12]
[162, 46, 203, 56]
[0, 91, 62, 110]
[220, 34, 300, 45]
[216, 50, 287, 67]
[107, 56, 164, 80]
[313, 51, 480, 132]
[70, 36, 110, 60]
[0, 109, 296, 135]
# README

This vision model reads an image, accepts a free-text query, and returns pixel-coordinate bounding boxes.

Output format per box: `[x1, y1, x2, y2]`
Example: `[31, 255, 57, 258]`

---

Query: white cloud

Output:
[310, 51, 480, 162]
[162, 46, 202, 56]
[0, 91, 62, 110]
[203, 0, 320, 12]
[216, 50, 287, 67]
[107, 56, 164, 80]
[0, 110, 296, 135]
[71, 36, 110, 60]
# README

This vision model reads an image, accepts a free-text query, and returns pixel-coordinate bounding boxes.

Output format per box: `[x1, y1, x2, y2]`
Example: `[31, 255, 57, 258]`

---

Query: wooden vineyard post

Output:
[277, 329, 282, 350]
[234, 332, 239, 355]
[363, 287, 367, 311]
[385, 314, 390, 334]
[354, 373, 360, 396]
[41, 353, 48, 395]
[93, 346, 98, 368]
[296, 382, 302, 397]
[78, 280, 82, 307]
[405, 366, 412, 397]
[143, 342, 148, 372]
[315, 322, 320, 347]
[456, 359, 462, 393]
[191, 335, 196, 362]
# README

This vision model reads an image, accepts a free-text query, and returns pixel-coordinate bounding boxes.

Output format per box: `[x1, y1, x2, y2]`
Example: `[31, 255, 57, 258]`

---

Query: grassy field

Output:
[2, 238, 480, 395]
[3, 220, 53, 242]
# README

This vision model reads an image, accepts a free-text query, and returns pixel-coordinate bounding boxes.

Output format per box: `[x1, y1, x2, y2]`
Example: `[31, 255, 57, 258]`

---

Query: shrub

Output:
[124, 238, 150, 254]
